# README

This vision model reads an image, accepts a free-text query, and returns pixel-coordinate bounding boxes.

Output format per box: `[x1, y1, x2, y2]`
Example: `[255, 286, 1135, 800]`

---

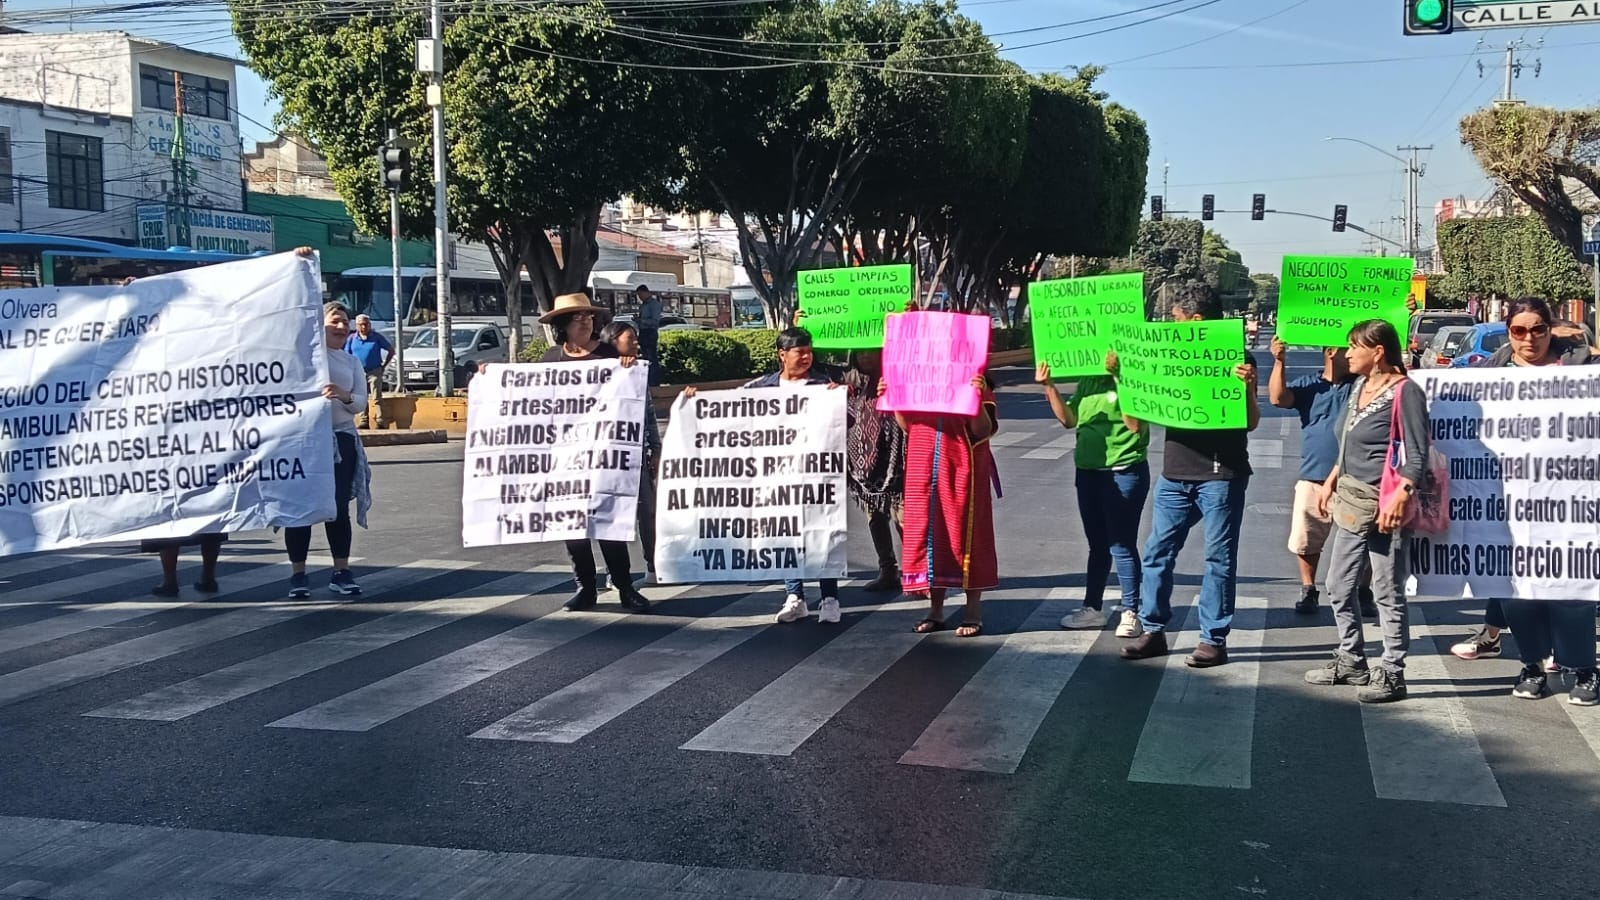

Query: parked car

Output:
[1407, 310, 1476, 368]
[1419, 324, 1475, 369]
[393, 320, 509, 391]
[1448, 323, 1509, 368]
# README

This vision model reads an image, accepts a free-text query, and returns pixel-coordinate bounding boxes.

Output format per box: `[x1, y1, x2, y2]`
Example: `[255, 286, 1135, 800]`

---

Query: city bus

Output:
[332, 266, 734, 331]
[0, 233, 241, 288]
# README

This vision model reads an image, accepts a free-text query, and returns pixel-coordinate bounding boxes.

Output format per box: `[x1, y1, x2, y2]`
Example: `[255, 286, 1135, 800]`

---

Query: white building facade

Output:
[0, 31, 271, 251]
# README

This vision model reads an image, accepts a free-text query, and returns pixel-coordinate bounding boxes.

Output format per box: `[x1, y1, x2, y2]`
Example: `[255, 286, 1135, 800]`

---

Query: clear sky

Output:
[5, 0, 1598, 273]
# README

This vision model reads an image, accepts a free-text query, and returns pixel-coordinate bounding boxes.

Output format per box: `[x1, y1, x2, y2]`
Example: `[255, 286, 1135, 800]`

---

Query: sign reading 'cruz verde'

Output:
[796, 264, 912, 349]
[1276, 256, 1413, 348]
[1029, 273, 1145, 377]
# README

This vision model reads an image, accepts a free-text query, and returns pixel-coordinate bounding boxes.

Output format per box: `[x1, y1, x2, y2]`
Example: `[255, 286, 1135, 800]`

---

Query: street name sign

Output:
[1454, 1, 1600, 30]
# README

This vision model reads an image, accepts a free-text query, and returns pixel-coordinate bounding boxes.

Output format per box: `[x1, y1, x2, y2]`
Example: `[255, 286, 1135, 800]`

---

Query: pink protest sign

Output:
[877, 311, 990, 416]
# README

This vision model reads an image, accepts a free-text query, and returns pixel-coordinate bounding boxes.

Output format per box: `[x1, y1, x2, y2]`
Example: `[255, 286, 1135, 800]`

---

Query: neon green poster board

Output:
[797, 264, 912, 349]
[1277, 256, 1413, 347]
[1029, 273, 1145, 377]
[1110, 318, 1249, 430]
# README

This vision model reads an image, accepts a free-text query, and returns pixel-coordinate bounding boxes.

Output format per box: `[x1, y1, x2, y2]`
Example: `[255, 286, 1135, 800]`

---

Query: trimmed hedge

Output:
[991, 327, 1032, 351]
[722, 328, 781, 375]
[658, 330, 751, 383]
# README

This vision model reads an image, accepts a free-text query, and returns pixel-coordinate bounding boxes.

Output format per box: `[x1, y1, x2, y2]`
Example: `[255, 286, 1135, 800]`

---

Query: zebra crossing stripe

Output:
[899, 589, 1098, 773]
[1127, 595, 1267, 790]
[1362, 604, 1506, 807]
[1021, 432, 1075, 461]
[1278, 416, 1294, 438]
[0, 552, 118, 590]
[80, 561, 498, 722]
[681, 600, 926, 756]
[268, 583, 698, 733]
[0, 560, 161, 610]
[986, 431, 1032, 448]
[471, 591, 774, 744]
[0, 563, 289, 657]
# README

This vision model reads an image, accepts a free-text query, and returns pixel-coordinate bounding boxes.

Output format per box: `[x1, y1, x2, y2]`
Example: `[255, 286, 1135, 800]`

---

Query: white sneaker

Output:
[776, 594, 809, 623]
[601, 575, 615, 592]
[818, 597, 841, 624]
[1115, 610, 1143, 638]
[634, 571, 658, 587]
[1059, 607, 1104, 630]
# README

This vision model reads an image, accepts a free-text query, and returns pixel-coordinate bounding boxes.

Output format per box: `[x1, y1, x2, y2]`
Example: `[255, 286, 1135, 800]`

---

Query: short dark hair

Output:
[776, 327, 813, 351]
[1170, 282, 1219, 320]
[1348, 319, 1407, 372]
[635, 284, 650, 295]
[598, 320, 636, 345]
[1505, 296, 1553, 325]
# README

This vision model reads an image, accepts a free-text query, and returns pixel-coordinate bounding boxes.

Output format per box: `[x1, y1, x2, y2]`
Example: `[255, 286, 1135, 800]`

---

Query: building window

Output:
[46, 131, 103, 212]
[139, 64, 231, 120]
[0, 128, 11, 206]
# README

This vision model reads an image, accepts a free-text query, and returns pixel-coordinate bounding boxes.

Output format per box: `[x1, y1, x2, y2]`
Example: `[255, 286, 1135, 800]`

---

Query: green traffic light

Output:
[1414, 0, 1444, 24]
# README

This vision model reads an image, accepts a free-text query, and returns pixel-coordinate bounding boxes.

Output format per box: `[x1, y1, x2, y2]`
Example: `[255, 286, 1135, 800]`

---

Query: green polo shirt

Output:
[1069, 375, 1149, 470]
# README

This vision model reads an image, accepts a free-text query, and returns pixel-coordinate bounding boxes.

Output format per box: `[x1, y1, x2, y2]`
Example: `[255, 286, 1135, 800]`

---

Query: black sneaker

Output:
[1568, 668, 1598, 707]
[617, 586, 651, 613]
[1294, 585, 1319, 615]
[563, 589, 598, 612]
[286, 572, 311, 599]
[1305, 650, 1371, 686]
[329, 569, 362, 596]
[1512, 665, 1548, 700]
[1358, 587, 1377, 619]
[1357, 667, 1407, 703]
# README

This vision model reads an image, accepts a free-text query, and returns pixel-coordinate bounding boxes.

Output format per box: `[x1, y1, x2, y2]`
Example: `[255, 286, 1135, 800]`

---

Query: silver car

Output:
[1419, 324, 1474, 369]
[393, 321, 509, 391]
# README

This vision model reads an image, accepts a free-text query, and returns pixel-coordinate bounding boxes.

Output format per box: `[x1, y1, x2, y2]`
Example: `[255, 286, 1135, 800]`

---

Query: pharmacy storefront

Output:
[137, 205, 275, 255]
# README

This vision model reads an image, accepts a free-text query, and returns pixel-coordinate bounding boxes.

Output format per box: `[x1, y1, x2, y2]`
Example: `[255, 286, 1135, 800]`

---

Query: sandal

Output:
[956, 621, 983, 638]
[913, 618, 946, 634]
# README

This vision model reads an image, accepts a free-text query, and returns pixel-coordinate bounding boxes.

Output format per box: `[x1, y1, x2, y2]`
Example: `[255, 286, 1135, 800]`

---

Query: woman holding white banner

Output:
[1307, 320, 1431, 704]
[1448, 298, 1597, 704]
[599, 319, 661, 589]
[539, 293, 651, 613]
[284, 298, 369, 598]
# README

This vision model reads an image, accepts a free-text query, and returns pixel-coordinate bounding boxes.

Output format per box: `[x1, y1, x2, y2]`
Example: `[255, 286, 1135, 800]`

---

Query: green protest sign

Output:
[1029, 273, 1145, 377]
[1277, 256, 1413, 347]
[1110, 318, 1248, 430]
[797, 263, 913, 349]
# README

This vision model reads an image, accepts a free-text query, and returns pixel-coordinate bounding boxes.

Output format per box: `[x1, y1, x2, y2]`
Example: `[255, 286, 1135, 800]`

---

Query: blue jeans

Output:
[1139, 476, 1249, 646]
[784, 579, 838, 600]
[1075, 463, 1150, 612]
[1500, 599, 1597, 670]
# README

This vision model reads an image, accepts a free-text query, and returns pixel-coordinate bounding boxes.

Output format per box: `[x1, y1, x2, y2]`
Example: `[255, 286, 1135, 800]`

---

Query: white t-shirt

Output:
[326, 348, 367, 434]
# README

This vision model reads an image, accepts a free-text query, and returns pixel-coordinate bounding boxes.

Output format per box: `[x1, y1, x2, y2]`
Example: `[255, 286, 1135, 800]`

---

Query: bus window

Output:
[332, 273, 417, 324]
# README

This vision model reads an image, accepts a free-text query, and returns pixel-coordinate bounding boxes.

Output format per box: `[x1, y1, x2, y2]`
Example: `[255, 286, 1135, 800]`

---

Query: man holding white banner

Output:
[0, 252, 334, 558]
[663, 330, 849, 622]
[461, 292, 652, 613]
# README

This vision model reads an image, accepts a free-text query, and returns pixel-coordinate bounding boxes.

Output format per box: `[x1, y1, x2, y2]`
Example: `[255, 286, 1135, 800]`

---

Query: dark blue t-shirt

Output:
[344, 332, 394, 372]
[1288, 374, 1354, 483]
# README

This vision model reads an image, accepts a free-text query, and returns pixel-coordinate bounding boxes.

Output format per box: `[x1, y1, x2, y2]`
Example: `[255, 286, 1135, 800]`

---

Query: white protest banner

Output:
[461, 359, 648, 547]
[0, 253, 334, 556]
[655, 385, 848, 583]
[1408, 367, 1600, 602]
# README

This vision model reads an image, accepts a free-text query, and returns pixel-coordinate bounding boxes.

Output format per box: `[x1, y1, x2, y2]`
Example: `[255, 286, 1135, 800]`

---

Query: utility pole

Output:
[1480, 39, 1541, 105]
[170, 72, 191, 248]
[1162, 159, 1169, 209]
[421, 0, 453, 395]
[694, 215, 708, 287]
[1395, 146, 1431, 266]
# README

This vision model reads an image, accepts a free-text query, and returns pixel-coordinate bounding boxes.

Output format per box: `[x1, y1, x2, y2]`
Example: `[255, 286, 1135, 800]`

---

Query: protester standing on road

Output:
[344, 314, 394, 430]
[1448, 298, 1597, 704]
[538, 293, 651, 613]
[600, 319, 662, 588]
[285, 295, 370, 598]
[1303, 320, 1429, 704]
[1036, 355, 1149, 634]
[1122, 283, 1259, 668]
[1268, 337, 1364, 616]
[880, 341, 999, 639]
[844, 349, 906, 593]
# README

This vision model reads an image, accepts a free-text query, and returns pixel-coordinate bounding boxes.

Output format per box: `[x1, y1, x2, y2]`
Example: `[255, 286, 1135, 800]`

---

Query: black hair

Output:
[598, 320, 637, 346]
[1505, 296, 1553, 326]
[1348, 319, 1407, 372]
[776, 327, 813, 351]
[1170, 282, 1219, 321]
[635, 284, 650, 294]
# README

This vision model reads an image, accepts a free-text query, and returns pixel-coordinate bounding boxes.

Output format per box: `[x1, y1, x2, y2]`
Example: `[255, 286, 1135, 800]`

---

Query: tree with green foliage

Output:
[229, 0, 711, 359]
[1460, 104, 1600, 263]
[1249, 273, 1280, 314]
[1435, 216, 1591, 302]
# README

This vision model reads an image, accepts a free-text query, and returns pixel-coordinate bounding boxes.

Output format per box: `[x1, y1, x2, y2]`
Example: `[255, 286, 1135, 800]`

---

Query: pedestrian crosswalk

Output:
[0, 550, 1594, 810]
[986, 415, 1302, 468]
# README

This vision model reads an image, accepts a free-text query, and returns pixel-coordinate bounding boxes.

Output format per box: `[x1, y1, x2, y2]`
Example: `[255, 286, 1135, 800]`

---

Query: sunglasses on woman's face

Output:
[1509, 324, 1549, 339]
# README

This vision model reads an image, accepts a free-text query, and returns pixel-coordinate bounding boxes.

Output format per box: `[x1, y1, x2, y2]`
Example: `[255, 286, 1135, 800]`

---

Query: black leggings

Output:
[566, 540, 634, 590]
[287, 431, 357, 563]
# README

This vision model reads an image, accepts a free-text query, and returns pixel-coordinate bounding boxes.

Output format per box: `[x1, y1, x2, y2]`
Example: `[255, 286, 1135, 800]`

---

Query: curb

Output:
[359, 429, 450, 447]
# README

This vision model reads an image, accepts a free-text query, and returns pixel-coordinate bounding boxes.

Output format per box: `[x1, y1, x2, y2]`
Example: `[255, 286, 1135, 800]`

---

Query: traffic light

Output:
[1332, 204, 1348, 232]
[1150, 196, 1163, 221]
[1201, 194, 1214, 221]
[1403, 0, 1453, 35]
[1251, 194, 1265, 221]
[378, 145, 409, 191]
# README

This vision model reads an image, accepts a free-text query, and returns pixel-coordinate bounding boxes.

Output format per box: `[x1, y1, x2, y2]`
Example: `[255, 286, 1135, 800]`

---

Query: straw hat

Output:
[539, 292, 611, 325]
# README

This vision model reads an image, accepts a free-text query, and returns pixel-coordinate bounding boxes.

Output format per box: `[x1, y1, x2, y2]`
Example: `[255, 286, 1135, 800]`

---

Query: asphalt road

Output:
[2, 345, 1598, 900]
